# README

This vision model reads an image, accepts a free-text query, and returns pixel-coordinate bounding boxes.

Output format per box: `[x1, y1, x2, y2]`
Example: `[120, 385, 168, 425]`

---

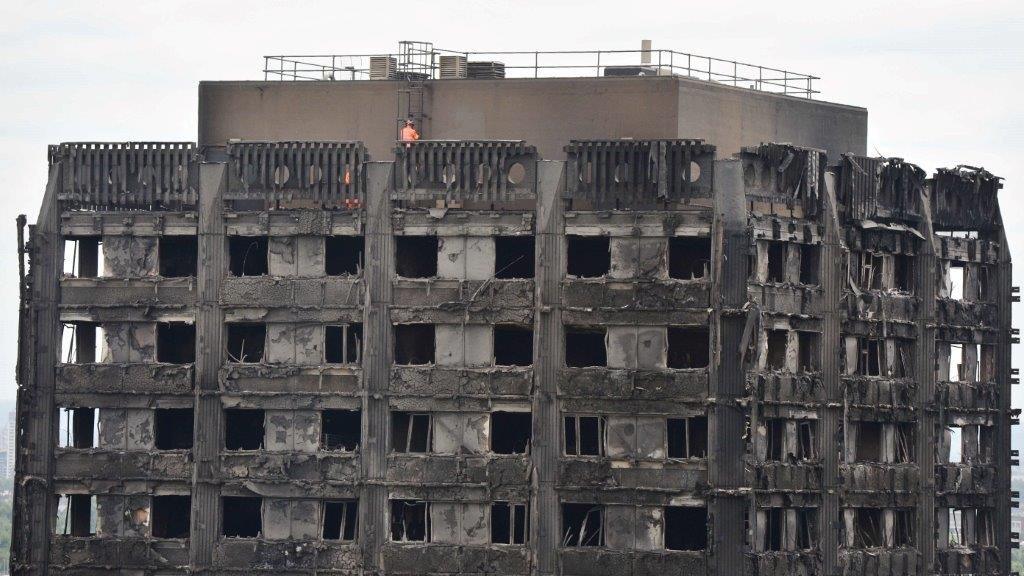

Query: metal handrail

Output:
[262, 47, 820, 98]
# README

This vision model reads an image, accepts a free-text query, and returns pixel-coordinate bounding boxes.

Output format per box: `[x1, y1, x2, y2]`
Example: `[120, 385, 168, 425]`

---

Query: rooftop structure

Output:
[10, 42, 1015, 576]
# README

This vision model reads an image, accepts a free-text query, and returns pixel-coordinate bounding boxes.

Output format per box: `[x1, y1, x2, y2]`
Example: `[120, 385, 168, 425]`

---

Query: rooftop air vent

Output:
[467, 61, 505, 79]
[439, 55, 468, 79]
[369, 56, 397, 80]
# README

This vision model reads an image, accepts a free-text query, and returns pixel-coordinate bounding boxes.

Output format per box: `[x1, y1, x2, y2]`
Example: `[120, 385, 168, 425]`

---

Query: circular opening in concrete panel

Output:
[477, 163, 491, 185]
[507, 162, 526, 185]
[579, 162, 593, 185]
[688, 161, 701, 183]
[273, 165, 290, 186]
[614, 162, 628, 183]
[744, 162, 756, 187]
[307, 165, 323, 184]
[442, 164, 458, 186]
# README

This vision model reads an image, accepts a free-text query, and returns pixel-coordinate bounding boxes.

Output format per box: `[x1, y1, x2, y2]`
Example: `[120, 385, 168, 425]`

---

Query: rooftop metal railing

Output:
[262, 47, 820, 98]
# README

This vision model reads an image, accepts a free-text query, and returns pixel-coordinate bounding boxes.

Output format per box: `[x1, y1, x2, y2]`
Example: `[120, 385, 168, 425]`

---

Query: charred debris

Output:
[11, 138, 1014, 575]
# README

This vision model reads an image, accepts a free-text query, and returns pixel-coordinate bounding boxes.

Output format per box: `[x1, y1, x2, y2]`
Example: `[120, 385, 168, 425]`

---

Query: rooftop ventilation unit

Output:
[439, 55, 468, 79]
[370, 56, 397, 80]
[603, 65, 663, 77]
[467, 61, 505, 79]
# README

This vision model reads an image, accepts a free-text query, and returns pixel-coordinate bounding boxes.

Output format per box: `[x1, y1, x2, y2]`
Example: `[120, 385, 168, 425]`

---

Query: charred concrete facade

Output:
[10, 74, 1014, 576]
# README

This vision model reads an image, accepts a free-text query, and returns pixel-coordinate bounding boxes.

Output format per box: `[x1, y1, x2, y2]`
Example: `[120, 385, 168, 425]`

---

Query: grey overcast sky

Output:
[1, 0, 1022, 404]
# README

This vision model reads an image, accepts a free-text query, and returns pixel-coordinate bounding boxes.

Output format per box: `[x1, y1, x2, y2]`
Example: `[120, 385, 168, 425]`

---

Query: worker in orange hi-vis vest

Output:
[400, 118, 420, 142]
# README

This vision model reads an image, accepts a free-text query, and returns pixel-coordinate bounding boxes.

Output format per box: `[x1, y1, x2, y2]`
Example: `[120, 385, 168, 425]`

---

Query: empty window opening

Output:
[764, 508, 785, 551]
[797, 420, 817, 460]
[157, 322, 195, 364]
[55, 494, 96, 536]
[668, 237, 711, 280]
[222, 496, 262, 538]
[325, 235, 364, 276]
[561, 503, 603, 547]
[946, 262, 966, 300]
[856, 422, 883, 462]
[796, 508, 818, 550]
[946, 426, 963, 464]
[394, 324, 435, 365]
[893, 509, 914, 547]
[894, 255, 913, 292]
[63, 236, 102, 278]
[159, 236, 198, 277]
[392, 412, 432, 453]
[766, 242, 787, 283]
[61, 322, 100, 364]
[855, 338, 883, 376]
[566, 236, 610, 278]
[948, 343, 979, 382]
[224, 409, 265, 451]
[321, 410, 361, 451]
[390, 500, 429, 542]
[564, 415, 605, 457]
[395, 236, 438, 278]
[59, 407, 98, 449]
[667, 416, 707, 459]
[228, 236, 269, 276]
[764, 419, 785, 461]
[565, 327, 606, 367]
[495, 236, 535, 279]
[491, 411, 532, 454]
[855, 252, 885, 291]
[491, 502, 529, 545]
[494, 325, 533, 366]
[948, 508, 963, 546]
[665, 506, 707, 550]
[978, 265, 993, 301]
[976, 509, 995, 546]
[226, 323, 265, 363]
[895, 423, 916, 463]
[322, 500, 358, 541]
[766, 330, 788, 370]
[854, 508, 884, 548]
[979, 425, 995, 462]
[667, 326, 709, 369]
[799, 244, 819, 284]
[152, 495, 191, 538]
[155, 409, 194, 450]
[325, 324, 362, 364]
[798, 331, 819, 372]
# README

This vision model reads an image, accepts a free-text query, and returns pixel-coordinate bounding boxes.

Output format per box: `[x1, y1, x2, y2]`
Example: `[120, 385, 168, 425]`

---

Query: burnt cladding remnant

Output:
[11, 61, 1013, 576]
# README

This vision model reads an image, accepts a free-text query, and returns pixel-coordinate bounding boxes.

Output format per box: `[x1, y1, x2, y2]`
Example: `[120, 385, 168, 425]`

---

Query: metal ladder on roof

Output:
[396, 41, 433, 138]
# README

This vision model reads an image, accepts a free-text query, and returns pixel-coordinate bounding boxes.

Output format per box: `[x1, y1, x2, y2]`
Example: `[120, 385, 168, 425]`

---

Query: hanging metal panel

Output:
[54, 142, 197, 210]
[393, 140, 537, 204]
[225, 141, 367, 208]
[564, 139, 715, 209]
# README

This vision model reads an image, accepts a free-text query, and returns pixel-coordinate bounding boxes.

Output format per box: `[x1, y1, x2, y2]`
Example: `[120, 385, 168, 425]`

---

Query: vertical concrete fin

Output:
[533, 160, 565, 575]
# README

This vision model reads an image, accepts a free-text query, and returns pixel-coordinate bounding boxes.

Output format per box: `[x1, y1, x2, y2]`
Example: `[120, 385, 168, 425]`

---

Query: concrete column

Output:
[532, 160, 565, 575]
[190, 162, 227, 568]
[709, 159, 747, 576]
[914, 183, 938, 573]
[12, 163, 62, 573]
[360, 162, 394, 570]
[819, 171, 843, 575]
[994, 220, 1013, 574]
